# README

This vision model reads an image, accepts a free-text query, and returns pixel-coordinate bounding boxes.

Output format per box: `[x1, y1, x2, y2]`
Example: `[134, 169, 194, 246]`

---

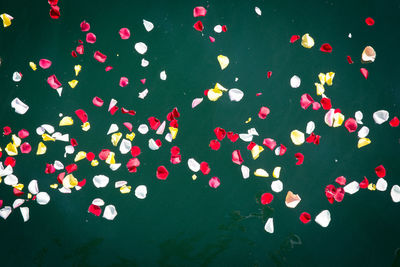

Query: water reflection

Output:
[269, 234, 302, 266]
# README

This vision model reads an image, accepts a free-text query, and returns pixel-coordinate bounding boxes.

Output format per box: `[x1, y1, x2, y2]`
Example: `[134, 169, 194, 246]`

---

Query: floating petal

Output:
[285, 191, 301, 208]
[315, 210, 331, 227]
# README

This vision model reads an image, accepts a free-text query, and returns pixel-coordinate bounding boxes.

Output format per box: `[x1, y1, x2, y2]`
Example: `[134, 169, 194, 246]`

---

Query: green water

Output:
[1, 0, 400, 266]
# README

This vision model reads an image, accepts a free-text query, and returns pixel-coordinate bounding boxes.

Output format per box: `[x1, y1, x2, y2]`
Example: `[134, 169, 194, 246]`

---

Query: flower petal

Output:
[119, 28, 130, 39]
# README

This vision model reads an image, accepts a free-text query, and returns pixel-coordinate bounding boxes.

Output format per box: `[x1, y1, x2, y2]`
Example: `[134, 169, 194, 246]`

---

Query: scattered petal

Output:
[301, 33, 314, 48]
[103, 205, 117, 220]
[294, 153, 304, 165]
[261, 193, 274, 205]
[193, 6, 207, 17]
[209, 177, 220, 188]
[373, 110, 389, 124]
[315, 210, 331, 227]
[264, 218, 274, 233]
[119, 28, 130, 39]
[135, 42, 148, 54]
[143, 19, 154, 31]
[300, 212, 311, 224]
[217, 55, 229, 70]
[93, 175, 109, 188]
[156, 166, 169, 180]
[39, 59, 52, 69]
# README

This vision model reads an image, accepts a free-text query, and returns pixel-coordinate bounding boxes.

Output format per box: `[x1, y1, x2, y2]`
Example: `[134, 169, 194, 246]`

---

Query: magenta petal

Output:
[86, 32, 97, 43]
[119, 28, 131, 39]
[94, 51, 107, 63]
[92, 96, 104, 107]
[80, 20, 90, 32]
[193, 6, 207, 17]
[209, 177, 220, 188]
[300, 93, 314, 109]
[232, 150, 243, 165]
[39, 59, 52, 69]
[119, 77, 129, 87]
[47, 74, 61, 89]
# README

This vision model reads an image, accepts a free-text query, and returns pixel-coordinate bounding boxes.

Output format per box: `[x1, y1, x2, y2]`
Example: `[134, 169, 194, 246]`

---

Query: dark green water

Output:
[1, 0, 400, 266]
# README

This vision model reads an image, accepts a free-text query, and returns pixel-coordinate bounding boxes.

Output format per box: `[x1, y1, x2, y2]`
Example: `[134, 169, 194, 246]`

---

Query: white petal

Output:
[36, 192, 50, 205]
[41, 124, 55, 134]
[108, 98, 118, 111]
[107, 124, 119, 135]
[135, 185, 147, 199]
[28, 179, 39, 195]
[165, 133, 172, 142]
[141, 58, 149, 67]
[214, 25, 222, 33]
[138, 124, 149, 134]
[228, 88, 244, 102]
[271, 180, 283, 193]
[390, 185, 400, 203]
[56, 87, 63, 97]
[306, 121, 315, 134]
[119, 139, 131, 154]
[248, 128, 259, 136]
[135, 42, 148, 54]
[103, 205, 117, 220]
[254, 169, 269, 177]
[160, 70, 167, 80]
[20, 207, 29, 222]
[192, 97, 203, 108]
[355, 111, 363, 124]
[239, 133, 253, 142]
[344, 181, 360, 194]
[255, 6, 262, 15]
[373, 110, 389, 124]
[115, 181, 127, 188]
[148, 138, 160, 150]
[0, 165, 13, 177]
[357, 126, 369, 138]
[264, 218, 274, 233]
[92, 198, 105, 206]
[188, 158, 200, 172]
[65, 145, 75, 155]
[110, 163, 121, 171]
[54, 160, 64, 170]
[93, 175, 109, 188]
[156, 121, 166, 135]
[376, 178, 388, 191]
[11, 98, 29, 114]
[241, 165, 250, 179]
[13, 199, 25, 209]
[315, 210, 331, 227]
[4, 174, 18, 186]
[36, 126, 45, 135]
[53, 133, 69, 142]
[0, 206, 12, 220]
[59, 187, 71, 193]
[143, 19, 154, 32]
[290, 75, 301, 88]
[138, 88, 149, 99]
[324, 109, 335, 127]
[12, 72, 22, 82]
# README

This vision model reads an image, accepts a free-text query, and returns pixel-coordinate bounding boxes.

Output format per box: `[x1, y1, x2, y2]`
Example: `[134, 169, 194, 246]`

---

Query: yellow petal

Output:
[5, 143, 18, 156]
[14, 183, 24, 190]
[42, 133, 55, 142]
[29, 62, 37, 71]
[315, 83, 325, 95]
[27, 193, 32, 199]
[50, 184, 59, 189]
[273, 167, 281, 178]
[126, 132, 135, 141]
[120, 185, 131, 194]
[68, 80, 78, 88]
[251, 145, 264, 160]
[74, 151, 87, 162]
[368, 183, 376, 191]
[111, 132, 122, 146]
[0, 177, 2, 183]
[358, 138, 371, 148]
[318, 73, 326, 85]
[254, 168, 269, 177]
[63, 174, 78, 188]
[106, 152, 115, 164]
[290, 130, 305, 145]
[12, 134, 21, 147]
[169, 127, 178, 139]
[74, 65, 82, 76]
[325, 72, 335, 86]
[59, 116, 74, 126]
[1, 14, 12, 27]
[192, 174, 197, 180]
[333, 113, 345, 127]
[245, 117, 252, 123]
[81, 122, 90, 131]
[91, 159, 99, 167]
[36, 142, 47, 155]
[301, 33, 314, 48]
[217, 55, 229, 70]
[207, 88, 223, 101]
[214, 83, 228, 91]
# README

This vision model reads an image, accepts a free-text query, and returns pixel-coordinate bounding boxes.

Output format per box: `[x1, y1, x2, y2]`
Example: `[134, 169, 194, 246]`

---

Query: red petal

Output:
[232, 150, 243, 165]
[263, 138, 276, 150]
[209, 140, 221, 150]
[360, 68, 368, 79]
[261, 193, 274, 205]
[166, 112, 174, 121]
[3, 126, 11, 135]
[155, 139, 162, 147]
[193, 21, 204, 31]
[78, 178, 86, 187]
[320, 98, 332, 110]
[279, 144, 287, 156]
[209, 177, 220, 188]
[156, 166, 169, 180]
[80, 20, 90, 32]
[119, 77, 129, 87]
[325, 184, 337, 199]
[172, 108, 180, 118]
[169, 119, 178, 128]
[335, 176, 347, 186]
[193, 6, 207, 17]
[18, 129, 29, 139]
[214, 127, 226, 140]
[94, 51, 107, 63]
[57, 172, 65, 184]
[344, 118, 357, 133]
[88, 204, 101, 216]
[359, 177, 369, 188]
[170, 146, 180, 156]
[200, 162, 211, 175]
[70, 138, 78, 147]
[247, 142, 256, 151]
[148, 117, 161, 130]
[20, 142, 31, 154]
[258, 106, 270, 119]
[299, 212, 311, 224]
[86, 152, 95, 161]
[127, 158, 140, 173]
[294, 153, 304, 165]
[170, 154, 182, 165]
[109, 106, 119, 115]
[389, 117, 399, 127]
[290, 35, 300, 43]
[44, 163, 55, 174]
[92, 97, 104, 107]
[39, 59, 52, 69]
[47, 75, 62, 89]
[75, 109, 88, 123]
[66, 164, 78, 174]
[4, 157, 16, 167]
[227, 131, 239, 142]
[267, 71, 272, 78]
[13, 188, 24, 197]
[314, 135, 321, 145]
[365, 17, 375, 26]
[119, 28, 131, 39]
[71, 51, 78, 58]
[221, 25, 227, 32]
[203, 89, 209, 96]
[306, 133, 316, 143]
[300, 94, 314, 109]
[334, 187, 345, 202]
[99, 149, 110, 160]
[131, 146, 141, 157]
[49, 5, 60, 19]
[0, 199, 2, 208]
[347, 55, 353, 64]
[76, 44, 84, 55]
[320, 43, 332, 53]
[48, 0, 58, 5]
[375, 165, 386, 178]
[86, 33, 96, 43]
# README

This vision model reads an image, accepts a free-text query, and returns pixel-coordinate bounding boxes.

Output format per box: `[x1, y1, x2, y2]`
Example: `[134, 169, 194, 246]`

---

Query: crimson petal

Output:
[320, 43, 332, 53]
[375, 165, 386, 178]
[156, 166, 169, 180]
[214, 127, 226, 140]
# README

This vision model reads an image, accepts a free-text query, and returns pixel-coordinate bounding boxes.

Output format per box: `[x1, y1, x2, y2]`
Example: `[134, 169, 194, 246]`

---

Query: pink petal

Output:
[140, 79, 146, 84]
[80, 20, 90, 32]
[193, 21, 204, 31]
[193, 6, 207, 17]
[75, 109, 88, 123]
[47, 75, 62, 89]
[45, 163, 55, 174]
[99, 149, 110, 161]
[156, 166, 169, 180]
[94, 51, 107, 63]
[209, 177, 220, 188]
[119, 77, 129, 87]
[334, 187, 345, 202]
[344, 118, 357, 133]
[76, 45, 84, 54]
[119, 28, 131, 39]
[123, 122, 133, 132]
[312, 102, 321, 110]
[86, 33, 97, 44]
[232, 150, 243, 165]
[18, 129, 29, 139]
[209, 36, 215, 43]
[360, 68, 368, 79]
[278, 144, 287, 156]
[335, 176, 347, 186]
[263, 138, 277, 150]
[105, 66, 113, 72]
[39, 59, 52, 69]
[92, 96, 104, 107]
[258, 106, 270, 119]
[127, 158, 140, 173]
[300, 94, 314, 109]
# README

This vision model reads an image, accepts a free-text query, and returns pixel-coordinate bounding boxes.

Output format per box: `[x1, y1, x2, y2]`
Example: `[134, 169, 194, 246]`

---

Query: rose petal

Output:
[261, 193, 274, 205]
[135, 185, 147, 199]
[86, 33, 96, 44]
[39, 59, 52, 69]
[344, 181, 360, 194]
[193, 6, 207, 17]
[209, 177, 220, 188]
[134, 42, 147, 54]
[228, 88, 244, 102]
[36, 192, 50, 205]
[360, 68, 368, 79]
[335, 176, 347, 186]
[375, 165, 386, 178]
[300, 212, 311, 224]
[11, 98, 29, 114]
[373, 110, 389, 124]
[344, 118, 357, 133]
[92, 96, 104, 107]
[75, 109, 88, 123]
[232, 150, 244, 165]
[200, 162, 210, 175]
[320, 98, 332, 110]
[285, 191, 301, 208]
[365, 17, 375, 26]
[320, 43, 332, 53]
[80, 20, 90, 31]
[193, 21, 204, 31]
[258, 106, 270, 119]
[347, 55, 354, 64]
[359, 177, 369, 189]
[376, 178, 388, 191]
[103, 205, 117, 220]
[389, 117, 399, 127]
[217, 55, 229, 70]
[94, 51, 107, 63]
[156, 166, 169, 180]
[290, 130, 305, 145]
[294, 153, 304, 165]
[47, 75, 61, 89]
[290, 75, 301, 88]
[209, 140, 220, 150]
[264, 218, 274, 233]
[390, 185, 400, 203]
[143, 19, 154, 32]
[119, 77, 129, 87]
[49, 5, 60, 19]
[138, 124, 149, 134]
[300, 94, 314, 109]
[290, 35, 300, 43]
[119, 28, 131, 39]
[148, 117, 161, 130]
[93, 175, 109, 188]
[88, 204, 102, 216]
